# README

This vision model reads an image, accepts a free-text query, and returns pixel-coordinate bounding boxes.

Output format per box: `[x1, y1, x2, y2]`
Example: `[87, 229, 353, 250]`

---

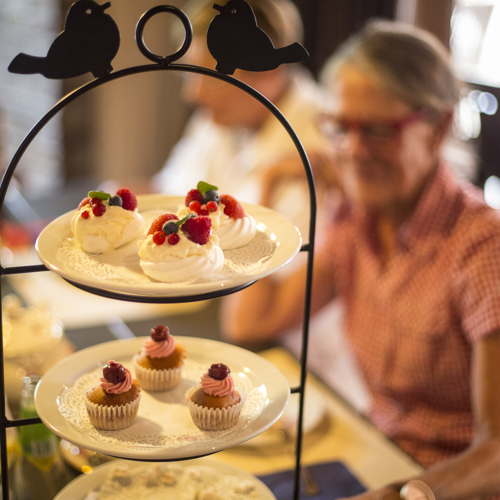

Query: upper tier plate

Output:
[35, 195, 302, 300]
[35, 336, 290, 461]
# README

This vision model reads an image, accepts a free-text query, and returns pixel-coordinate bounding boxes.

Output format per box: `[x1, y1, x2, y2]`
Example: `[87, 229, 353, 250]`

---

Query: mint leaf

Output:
[177, 214, 195, 227]
[88, 190, 111, 200]
[197, 181, 218, 194]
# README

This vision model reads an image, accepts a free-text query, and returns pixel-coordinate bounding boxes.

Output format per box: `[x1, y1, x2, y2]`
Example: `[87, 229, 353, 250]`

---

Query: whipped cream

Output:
[177, 205, 256, 250]
[137, 233, 224, 283]
[200, 373, 235, 397]
[72, 205, 144, 253]
[100, 362, 133, 395]
[142, 336, 175, 358]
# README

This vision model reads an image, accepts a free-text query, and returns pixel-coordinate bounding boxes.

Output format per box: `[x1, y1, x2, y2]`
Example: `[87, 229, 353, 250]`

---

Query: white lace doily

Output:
[59, 358, 265, 452]
[81, 462, 262, 500]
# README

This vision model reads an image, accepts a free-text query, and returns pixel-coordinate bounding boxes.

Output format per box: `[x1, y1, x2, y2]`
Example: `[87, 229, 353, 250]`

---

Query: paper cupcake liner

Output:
[85, 393, 141, 430]
[133, 355, 184, 391]
[185, 385, 246, 431]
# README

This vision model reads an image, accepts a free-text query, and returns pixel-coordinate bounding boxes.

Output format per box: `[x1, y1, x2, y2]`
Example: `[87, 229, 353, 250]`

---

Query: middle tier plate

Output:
[35, 195, 302, 300]
[35, 336, 290, 460]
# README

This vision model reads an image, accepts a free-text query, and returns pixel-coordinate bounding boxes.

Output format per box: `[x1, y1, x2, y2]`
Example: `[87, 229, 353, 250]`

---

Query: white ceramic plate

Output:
[35, 195, 302, 299]
[54, 456, 276, 500]
[35, 337, 290, 460]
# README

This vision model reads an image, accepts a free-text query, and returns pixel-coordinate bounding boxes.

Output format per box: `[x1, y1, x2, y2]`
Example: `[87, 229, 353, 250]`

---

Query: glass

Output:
[316, 109, 428, 149]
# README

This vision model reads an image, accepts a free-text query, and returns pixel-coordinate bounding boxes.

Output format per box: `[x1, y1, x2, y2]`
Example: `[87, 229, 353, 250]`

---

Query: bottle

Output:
[13, 375, 72, 500]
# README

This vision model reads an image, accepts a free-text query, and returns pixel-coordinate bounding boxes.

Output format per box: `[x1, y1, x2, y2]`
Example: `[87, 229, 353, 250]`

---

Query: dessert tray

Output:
[54, 456, 276, 500]
[35, 336, 290, 461]
[35, 195, 302, 299]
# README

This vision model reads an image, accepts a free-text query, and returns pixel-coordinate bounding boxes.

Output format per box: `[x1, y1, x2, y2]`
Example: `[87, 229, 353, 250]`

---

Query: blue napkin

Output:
[258, 461, 366, 499]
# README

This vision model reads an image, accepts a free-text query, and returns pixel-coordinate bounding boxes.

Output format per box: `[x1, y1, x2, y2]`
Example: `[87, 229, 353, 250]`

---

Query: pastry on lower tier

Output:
[178, 181, 257, 250]
[72, 188, 144, 253]
[185, 363, 245, 430]
[133, 325, 186, 391]
[137, 213, 224, 283]
[85, 360, 141, 430]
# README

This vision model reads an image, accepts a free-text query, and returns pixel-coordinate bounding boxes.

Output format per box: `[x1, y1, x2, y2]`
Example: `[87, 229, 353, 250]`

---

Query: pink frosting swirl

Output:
[201, 373, 235, 397]
[100, 365, 133, 394]
[142, 336, 175, 358]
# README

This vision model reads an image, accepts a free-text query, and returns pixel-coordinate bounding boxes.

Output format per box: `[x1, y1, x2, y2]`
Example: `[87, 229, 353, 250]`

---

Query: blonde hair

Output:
[321, 19, 461, 115]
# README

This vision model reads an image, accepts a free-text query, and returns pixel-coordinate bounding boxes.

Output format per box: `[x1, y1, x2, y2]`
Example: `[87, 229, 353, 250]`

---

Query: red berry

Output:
[151, 325, 169, 342]
[220, 194, 245, 219]
[152, 231, 166, 245]
[91, 197, 102, 206]
[92, 202, 106, 217]
[206, 201, 218, 212]
[167, 233, 180, 245]
[189, 201, 201, 213]
[116, 188, 137, 211]
[198, 209, 209, 216]
[181, 216, 212, 245]
[78, 197, 91, 210]
[208, 363, 230, 380]
[185, 189, 204, 207]
[147, 214, 179, 235]
[81, 211, 90, 219]
[103, 360, 126, 384]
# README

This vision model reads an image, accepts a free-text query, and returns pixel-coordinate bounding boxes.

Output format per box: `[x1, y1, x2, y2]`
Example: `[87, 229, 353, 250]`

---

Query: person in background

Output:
[153, 0, 335, 237]
[223, 20, 500, 500]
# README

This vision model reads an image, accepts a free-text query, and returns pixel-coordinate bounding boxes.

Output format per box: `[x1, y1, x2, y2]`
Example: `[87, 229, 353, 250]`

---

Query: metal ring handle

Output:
[136, 5, 192, 65]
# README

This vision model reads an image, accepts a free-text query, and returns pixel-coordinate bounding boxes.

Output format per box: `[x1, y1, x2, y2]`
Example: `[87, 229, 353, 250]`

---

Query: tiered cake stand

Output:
[0, 3, 316, 499]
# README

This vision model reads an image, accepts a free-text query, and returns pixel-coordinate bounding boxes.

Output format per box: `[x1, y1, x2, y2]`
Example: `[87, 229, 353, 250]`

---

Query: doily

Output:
[56, 209, 276, 287]
[80, 461, 265, 500]
[59, 358, 266, 452]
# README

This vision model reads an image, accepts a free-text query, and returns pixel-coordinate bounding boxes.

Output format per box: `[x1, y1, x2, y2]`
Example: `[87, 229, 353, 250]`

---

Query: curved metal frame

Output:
[0, 6, 316, 500]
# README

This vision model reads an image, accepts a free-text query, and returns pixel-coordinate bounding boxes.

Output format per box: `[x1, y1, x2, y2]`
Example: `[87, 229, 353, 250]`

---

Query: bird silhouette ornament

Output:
[8, 0, 120, 79]
[207, 0, 308, 75]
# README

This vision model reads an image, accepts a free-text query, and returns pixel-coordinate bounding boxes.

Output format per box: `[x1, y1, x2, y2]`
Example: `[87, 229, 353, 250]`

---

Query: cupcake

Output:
[133, 325, 186, 391]
[185, 363, 245, 430]
[85, 360, 141, 430]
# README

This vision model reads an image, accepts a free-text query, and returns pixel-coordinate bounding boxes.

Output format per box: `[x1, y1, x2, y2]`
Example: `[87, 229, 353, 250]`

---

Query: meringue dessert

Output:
[72, 188, 144, 253]
[137, 213, 224, 283]
[178, 181, 257, 250]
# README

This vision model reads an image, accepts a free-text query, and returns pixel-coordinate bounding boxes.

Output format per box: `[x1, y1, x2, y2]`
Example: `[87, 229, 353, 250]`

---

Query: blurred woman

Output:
[224, 20, 500, 500]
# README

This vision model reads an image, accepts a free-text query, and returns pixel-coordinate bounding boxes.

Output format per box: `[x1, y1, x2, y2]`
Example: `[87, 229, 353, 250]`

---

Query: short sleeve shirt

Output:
[324, 165, 500, 467]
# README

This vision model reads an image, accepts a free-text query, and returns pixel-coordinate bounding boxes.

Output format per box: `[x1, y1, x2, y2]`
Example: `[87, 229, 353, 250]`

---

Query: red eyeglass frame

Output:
[317, 109, 429, 146]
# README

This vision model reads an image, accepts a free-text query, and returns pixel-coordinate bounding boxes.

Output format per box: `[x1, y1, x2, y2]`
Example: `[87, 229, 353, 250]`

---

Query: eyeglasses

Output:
[316, 109, 428, 149]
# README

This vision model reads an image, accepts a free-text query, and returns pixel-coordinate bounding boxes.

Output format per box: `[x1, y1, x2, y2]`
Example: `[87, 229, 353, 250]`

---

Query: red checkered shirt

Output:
[323, 164, 500, 468]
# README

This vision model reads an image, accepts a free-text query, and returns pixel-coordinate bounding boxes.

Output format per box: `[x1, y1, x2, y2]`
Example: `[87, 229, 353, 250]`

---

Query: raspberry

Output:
[78, 197, 91, 210]
[181, 216, 212, 245]
[147, 214, 179, 235]
[152, 231, 166, 245]
[208, 363, 230, 380]
[189, 201, 201, 214]
[116, 188, 137, 211]
[198, 208, 209, 216]
[185, 189, 204, 207]
[81, 211, 89, 219]
[206, 201, 218, 212]
[167, 233, 180, 245]
[220, 194, 245, 219]
[92, 202, 106, 217]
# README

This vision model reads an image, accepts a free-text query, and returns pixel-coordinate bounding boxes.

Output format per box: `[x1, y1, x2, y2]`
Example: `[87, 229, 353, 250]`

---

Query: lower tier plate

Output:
[35, 337, 290, 461]
[54, 456, 276, 500]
